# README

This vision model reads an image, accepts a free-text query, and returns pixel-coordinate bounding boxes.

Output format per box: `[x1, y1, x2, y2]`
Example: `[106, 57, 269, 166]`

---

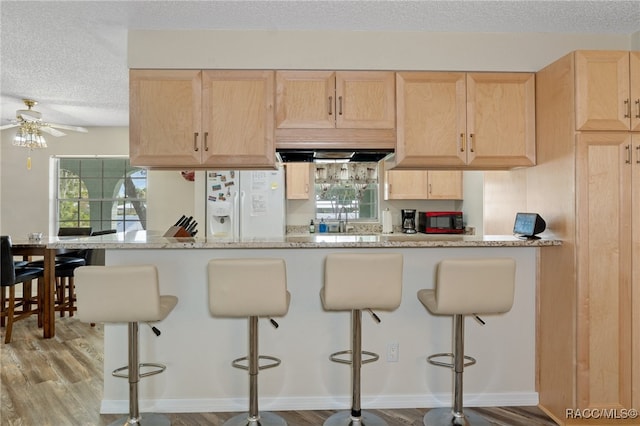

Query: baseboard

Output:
[101, 392, 539, 414]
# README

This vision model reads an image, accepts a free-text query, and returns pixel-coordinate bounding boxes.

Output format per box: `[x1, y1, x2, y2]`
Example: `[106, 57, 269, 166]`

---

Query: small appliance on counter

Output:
[513, 212, 546, 239]
[401, 209, 417, 234]
[418, 211, 464, 234]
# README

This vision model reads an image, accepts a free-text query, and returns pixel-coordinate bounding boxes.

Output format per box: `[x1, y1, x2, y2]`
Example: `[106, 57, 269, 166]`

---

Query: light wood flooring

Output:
[1, 316, 558, 425]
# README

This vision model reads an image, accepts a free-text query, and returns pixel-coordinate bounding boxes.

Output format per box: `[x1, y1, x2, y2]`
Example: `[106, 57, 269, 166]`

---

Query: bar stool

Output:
[417, 258, 516, 426]
[207, 258, 290, 426]
[75, 265, 178, 426]
[321, 253, 403, 426]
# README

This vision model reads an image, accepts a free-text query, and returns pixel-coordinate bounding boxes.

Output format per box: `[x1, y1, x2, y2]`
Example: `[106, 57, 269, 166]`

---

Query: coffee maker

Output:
[401, 209, 417, 234]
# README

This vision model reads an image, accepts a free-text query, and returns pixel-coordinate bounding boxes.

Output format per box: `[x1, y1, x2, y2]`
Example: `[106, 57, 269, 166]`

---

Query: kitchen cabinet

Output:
[575, 50, 640, 131]
[392, 71, 535, 169]
[485, 50, 640, 425]
[285, 163, 311, 200]
[130, 69, 276, 169]
[275, 71, 396, 150]
[276, 71, 395, 129]
[384, 170, 462, 200]
[575, 132, 638, 412]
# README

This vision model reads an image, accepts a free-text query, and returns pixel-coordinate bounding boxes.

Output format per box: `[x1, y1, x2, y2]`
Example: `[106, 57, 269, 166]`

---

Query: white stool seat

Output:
[76, 265, 177, 323]
[418, 257, 515, 315]
[322, 253, 403, 311]
[208, 258, 289, 317]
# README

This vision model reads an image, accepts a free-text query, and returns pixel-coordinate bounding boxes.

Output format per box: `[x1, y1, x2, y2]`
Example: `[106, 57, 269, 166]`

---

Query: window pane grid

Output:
[56, 157, 147, 232]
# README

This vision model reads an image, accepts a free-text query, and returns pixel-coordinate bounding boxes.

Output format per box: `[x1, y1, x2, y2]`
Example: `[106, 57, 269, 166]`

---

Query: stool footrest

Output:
[112, 362, 167, 379]
[329, 349, 379, 365]
[426, 352, 476, 369]
[231, 355, 281, 371]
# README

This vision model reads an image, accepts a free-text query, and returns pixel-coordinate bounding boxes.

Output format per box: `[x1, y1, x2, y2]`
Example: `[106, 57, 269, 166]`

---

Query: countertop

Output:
[46, 230, 561, 249]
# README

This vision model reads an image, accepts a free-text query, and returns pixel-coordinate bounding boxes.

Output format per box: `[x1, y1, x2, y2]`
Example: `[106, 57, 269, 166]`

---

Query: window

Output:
[314, 162, 379, 221]
[55, 157, 147, 233]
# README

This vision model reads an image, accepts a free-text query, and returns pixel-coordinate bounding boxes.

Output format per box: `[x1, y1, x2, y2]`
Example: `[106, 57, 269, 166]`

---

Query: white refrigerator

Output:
[206, 167, 286, 240]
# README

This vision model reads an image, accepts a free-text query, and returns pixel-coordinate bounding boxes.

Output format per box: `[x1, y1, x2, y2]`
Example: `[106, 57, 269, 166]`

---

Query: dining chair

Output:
[1, 236, 44, 343]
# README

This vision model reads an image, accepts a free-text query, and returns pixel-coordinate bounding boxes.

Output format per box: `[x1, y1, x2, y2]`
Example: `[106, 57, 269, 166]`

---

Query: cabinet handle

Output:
[428, 183, 432, 194]
[636, 145, 640, 164]
[626, 144, 631, 164]
[469, 133, 475, 153]
[635, 99, 640, 119]
[338, 96, 343, 116]
[460, 133, 466, 152]
[328, 96, 333, 116]
[193, 132, 199, 152]
[305, 184, 309, 194]
[624, 99, 631, 118]
[204, 132, 209, 152]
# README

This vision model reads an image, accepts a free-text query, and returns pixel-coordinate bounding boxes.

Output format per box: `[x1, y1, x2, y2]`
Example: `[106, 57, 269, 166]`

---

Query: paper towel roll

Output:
[382, 209, 392, 234]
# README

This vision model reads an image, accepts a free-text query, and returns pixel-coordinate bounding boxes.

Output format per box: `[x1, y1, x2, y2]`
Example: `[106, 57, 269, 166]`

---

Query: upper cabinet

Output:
[575, 50, 640, 131]
[384, 170, 462, 200]
[285, 162, 311, 200]
[130, 69, 276, 169]
[392, 72, 536, 169]
[275, 71, 396, 150]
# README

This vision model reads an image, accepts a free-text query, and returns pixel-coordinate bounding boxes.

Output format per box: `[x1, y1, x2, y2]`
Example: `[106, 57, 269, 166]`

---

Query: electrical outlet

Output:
[386, 342, 399, 362]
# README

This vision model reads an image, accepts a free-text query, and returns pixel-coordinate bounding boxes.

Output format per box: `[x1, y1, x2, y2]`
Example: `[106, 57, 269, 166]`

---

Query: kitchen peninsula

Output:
[51, 231, 559, 415]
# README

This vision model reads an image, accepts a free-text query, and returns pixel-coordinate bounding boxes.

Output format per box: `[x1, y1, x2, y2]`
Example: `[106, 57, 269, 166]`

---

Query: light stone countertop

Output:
[46, 230, 561, 249]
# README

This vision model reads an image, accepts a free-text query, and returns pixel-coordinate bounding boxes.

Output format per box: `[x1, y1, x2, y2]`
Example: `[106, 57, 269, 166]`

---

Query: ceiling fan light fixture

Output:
[12, 124, 47, 149]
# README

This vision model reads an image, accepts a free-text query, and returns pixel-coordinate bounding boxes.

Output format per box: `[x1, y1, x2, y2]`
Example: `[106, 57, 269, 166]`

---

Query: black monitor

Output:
[513, 213, 546, 239]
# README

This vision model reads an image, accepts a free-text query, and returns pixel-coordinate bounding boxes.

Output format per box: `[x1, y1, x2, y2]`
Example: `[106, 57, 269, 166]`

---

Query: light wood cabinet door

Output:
[576, 132, 633, 410]
[335, 71, 395, 129]
[384, 170, 462, 200]
[276, 71, 395, 130]
[385, 170, 429, 199]
[466, 72, 536, 168]
[631, 52, 640, 131]
[129, 69, 202, 167]
[202, 70, 276, 168]
[285, 163, 311, 200]
[632, 133, 640, 410]
[394, 72, 535, 169]
[395, 72, 467, 168]
[427, 171, 463, 200]
[276, 71, 335, 129]
[575, 50, 634, 131]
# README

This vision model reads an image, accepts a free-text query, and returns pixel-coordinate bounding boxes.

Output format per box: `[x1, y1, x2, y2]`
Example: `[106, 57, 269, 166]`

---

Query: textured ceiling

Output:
[1, 0, 639, 128]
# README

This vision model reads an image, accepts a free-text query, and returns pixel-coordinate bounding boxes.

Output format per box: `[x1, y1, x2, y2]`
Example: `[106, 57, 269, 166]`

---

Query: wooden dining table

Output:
[11, 237, 63, 338]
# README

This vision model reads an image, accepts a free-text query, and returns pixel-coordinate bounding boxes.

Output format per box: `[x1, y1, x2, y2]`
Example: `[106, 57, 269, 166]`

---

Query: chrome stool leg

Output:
[324, 310, 387, 426]
[423, 315, 490, 426]
[224, 316, 287, 426]
[108, 322, 170, 426]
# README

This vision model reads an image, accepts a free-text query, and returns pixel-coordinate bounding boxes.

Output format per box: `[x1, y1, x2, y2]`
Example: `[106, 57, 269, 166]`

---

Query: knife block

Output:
[163, 226, 192, 238]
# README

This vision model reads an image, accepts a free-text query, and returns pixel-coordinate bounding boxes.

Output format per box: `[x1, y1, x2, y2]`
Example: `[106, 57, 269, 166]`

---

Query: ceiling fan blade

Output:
[17, 108, 42, 121]
[40, 126, 67, 137]
[47, 123, 88, 133]
[0, 123, 19, 130]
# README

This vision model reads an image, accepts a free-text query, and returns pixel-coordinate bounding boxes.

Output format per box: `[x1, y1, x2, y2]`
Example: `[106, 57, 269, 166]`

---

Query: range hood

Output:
[277, 148, 393, 163]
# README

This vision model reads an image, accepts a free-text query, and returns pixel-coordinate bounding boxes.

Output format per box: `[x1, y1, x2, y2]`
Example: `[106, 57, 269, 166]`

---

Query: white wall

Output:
[128, 30, 632, 71]
[1, 30, 635, 237]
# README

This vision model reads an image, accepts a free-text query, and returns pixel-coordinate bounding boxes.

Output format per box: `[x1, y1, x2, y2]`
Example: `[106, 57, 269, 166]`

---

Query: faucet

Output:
[338, 206, 348, 233]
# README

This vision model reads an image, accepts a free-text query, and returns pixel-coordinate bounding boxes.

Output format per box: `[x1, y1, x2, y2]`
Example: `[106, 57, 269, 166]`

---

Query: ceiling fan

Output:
[1, 99, 88, 169]
[1, 98, 88, 138]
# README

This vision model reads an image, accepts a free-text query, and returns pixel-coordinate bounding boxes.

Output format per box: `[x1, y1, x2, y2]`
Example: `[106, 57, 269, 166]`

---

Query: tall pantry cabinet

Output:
[529, 50, 640, 425]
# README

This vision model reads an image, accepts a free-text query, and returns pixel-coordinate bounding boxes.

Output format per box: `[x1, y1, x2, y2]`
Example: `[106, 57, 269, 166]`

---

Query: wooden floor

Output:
[1, 316, 558, 425]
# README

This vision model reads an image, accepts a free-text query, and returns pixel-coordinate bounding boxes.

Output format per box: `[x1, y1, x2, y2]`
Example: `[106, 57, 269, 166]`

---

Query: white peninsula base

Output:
[100, 246, 539, 414]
